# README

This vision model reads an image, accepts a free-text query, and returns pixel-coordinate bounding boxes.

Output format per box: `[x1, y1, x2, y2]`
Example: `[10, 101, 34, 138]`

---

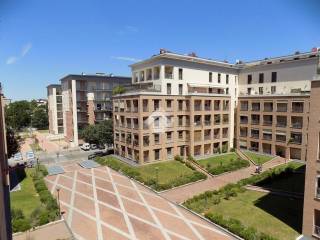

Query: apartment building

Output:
[113, 51, 238, 164]
[47, 84, 64, 135]
[302, 80, 320, 239]
[0, 84, 12, 240]
[236, 50, 319, 161]
[58, 74, 131, 146]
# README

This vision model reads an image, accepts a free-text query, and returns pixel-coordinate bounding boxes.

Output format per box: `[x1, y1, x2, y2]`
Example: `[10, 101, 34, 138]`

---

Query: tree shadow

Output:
[254, 193, 303, 233]
[9, 165, 26, 191]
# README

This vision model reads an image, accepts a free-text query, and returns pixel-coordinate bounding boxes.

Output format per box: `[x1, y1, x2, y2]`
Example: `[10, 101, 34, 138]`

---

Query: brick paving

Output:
[45, 163, 234, 240]
[160, 156, 287, 203]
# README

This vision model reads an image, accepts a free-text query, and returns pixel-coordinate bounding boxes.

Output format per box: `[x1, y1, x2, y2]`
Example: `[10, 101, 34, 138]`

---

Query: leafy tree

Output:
[32, 105, 48, 129]
[80, 120, 113, 146]
[112, 86, 126, 95]
[5, 101, 32, 130]
[6, 127, 20, 158]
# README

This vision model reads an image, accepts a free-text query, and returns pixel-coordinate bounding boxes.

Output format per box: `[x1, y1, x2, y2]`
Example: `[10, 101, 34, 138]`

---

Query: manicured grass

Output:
[10, 169, 42, 217]
[197, 153, 250, 175]
[137, 161, 195, 185]
[95, 156, 207, 191]
[205, 190, 302, 240]
[244, 151, 274, 165]
[255, 165, 305, 194]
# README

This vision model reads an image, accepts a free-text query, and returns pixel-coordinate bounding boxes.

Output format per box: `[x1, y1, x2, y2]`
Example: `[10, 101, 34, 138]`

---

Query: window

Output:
[167, 148, 173, 158]
[218, 73, 221, 83]
[154, 149, 160, 160]
[247, 88, 252, 95]
[166, 100, 172, 109]
[272, 72, 277, 82]
[178, 84, 183, 95]
[154, 134, 160, 144]
[226, 88, 229, 94]
[226, 74, 229, 84]
[167, 83, 171, 95]
[259, 87, 263, 95]
[271, 86, 276, 94]
[154, 117, 160, 128]
[179, 68, 183, 80]
[167, 132, 172, 141]
[259, 73, 264, 83]
[247, 74, 252, 84]
[209, 72, 212, 82]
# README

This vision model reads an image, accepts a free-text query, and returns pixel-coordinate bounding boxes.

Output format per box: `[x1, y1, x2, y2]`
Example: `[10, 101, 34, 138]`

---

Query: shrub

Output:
[174, 155, 184, 163]
[12, 219, 31, 233]
[208, 159, 250, 175]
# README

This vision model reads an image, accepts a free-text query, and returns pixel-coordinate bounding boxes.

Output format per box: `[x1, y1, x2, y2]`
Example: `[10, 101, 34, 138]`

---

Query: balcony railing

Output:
[316, 188, 320, 199]
[276, 135, 286, 142]
[251, 133, 259, 139]
[165, 73, 173, 79]
[204, 135, 211, 141]
[292, 106, 304, 113]
[204, 120, 211, 126]
[240, 119, 248, 124]
[252, 107, 260, 111]
[194, 121, 201, 126]
[240, 133, 247, 137]
[240, 105, 248, 111]
[263, 121, 272, 126]
[194, 105, 202, 111]
[143, 106, 148, 112]
[276, 122, 287, 128]
[291, 122, 303, 129]
[251, 120, 260, 125]
[277, 106, 287, 112]
[314, 225, 320, 236]
[263, 134, 272, 140]
[264, 107, 273, 112]
[205, 105, 211, 111]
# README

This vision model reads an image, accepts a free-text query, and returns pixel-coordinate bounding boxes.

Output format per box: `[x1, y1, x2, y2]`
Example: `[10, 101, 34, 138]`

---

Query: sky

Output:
[0, 0, 319, 101]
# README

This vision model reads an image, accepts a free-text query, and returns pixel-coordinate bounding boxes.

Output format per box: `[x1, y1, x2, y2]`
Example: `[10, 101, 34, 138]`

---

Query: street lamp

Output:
[56, 187, 61, 218]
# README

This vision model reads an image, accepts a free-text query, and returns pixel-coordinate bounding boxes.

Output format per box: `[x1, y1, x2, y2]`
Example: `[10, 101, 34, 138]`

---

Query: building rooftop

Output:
[59, 73, 131, 82]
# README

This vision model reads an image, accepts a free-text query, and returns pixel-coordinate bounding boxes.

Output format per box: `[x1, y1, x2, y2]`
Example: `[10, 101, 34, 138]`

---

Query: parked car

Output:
[88, 151, 108, 160]
[90, 144, 97, 150]
[81, 143, 91, 151]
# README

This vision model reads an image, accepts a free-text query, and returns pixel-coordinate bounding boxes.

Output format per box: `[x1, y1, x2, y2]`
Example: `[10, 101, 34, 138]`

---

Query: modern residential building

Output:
[113, 48, 320, 164]
[113, 50, 239, 164]
[47, 84, 64, 135]
[302, 80, 320, 239]
[57, 74, 131, 146]
[0, 84, 12, 240]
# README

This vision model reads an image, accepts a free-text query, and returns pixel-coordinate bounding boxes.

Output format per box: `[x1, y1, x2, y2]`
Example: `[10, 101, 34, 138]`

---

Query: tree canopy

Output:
[112, 86, 126, 95]
[6, 127, 20, 158]
[80, 120, 113, 146]
[31, 105, 48, 130]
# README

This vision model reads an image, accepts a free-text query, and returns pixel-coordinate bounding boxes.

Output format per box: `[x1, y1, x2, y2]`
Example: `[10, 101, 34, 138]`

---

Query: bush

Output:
[174, 155, 184, 163]
[12, 219, 31, 233]
[208, 159, 250, 175]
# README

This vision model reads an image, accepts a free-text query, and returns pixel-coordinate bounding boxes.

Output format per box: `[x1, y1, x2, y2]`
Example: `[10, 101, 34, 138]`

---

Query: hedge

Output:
[95, 156, 207, 191]
[11, 166, 59, 233]
[207, 158, 250, 175]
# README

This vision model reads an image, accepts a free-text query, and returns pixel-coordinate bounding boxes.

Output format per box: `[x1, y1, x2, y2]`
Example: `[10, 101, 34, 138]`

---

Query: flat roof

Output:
[59, 74, 131, 82]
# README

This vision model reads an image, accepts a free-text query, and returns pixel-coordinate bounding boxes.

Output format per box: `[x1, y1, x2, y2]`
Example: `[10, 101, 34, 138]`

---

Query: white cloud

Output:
[21, 43, 32, 57]
[112, 56, 141, 62]
[6, 56, 18, 65]
[5, 42, 32, 65]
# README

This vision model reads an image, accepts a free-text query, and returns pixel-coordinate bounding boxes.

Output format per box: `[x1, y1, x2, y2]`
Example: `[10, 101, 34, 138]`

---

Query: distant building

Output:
[48, 74, 131, 146]
[0, 84, 12, 240]
[47, 84, 63, 135]
[35, 98, 48, 106]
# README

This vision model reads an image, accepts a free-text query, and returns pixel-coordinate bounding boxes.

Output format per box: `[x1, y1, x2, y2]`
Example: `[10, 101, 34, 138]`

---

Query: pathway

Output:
[160, 156, 288, 203]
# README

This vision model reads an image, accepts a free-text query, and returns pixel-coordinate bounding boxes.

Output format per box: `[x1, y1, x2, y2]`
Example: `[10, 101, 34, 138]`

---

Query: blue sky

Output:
[0, 0, 319, 100]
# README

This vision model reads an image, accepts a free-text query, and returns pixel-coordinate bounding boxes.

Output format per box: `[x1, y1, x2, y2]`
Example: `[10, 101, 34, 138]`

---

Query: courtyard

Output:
[44, 162, 234, 240]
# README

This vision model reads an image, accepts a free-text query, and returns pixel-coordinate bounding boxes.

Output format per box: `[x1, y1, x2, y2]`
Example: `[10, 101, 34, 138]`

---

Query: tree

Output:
[80, 120, 113, 146]
[5, 101, 32, 130]
[112, 86, 126, 95]
[32, 105, 48, 130]
[6, 127, 20, 158]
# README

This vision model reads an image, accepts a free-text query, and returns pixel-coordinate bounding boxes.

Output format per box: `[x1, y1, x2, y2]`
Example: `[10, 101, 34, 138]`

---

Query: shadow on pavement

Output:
[9, 165, 26, 191]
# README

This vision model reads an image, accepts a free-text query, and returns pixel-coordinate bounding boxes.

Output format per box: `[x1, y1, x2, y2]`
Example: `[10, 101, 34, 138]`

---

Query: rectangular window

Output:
[218, 73, 221, 83]
[259, 73, 264, 83]
[167, 83, 171, 95]
[154, 133, 160, 144]
[247, 74, 252, 84]
[226, 74, 229, 84]
[178, 84, 183, 95]
[259, 87, 263, 95]
[179, 68, 183, 80]
[226, 88, 229, 94]
[154, 149, 160, 160]
[271, 86, 276, 94]
[247, 88, 252, 95]
[167, 132, 172, 141]
[166, 100, 172, 109]
[167, 148, 173, 159]
[272, 72, 277, 82]
[209, 72, 212, 82]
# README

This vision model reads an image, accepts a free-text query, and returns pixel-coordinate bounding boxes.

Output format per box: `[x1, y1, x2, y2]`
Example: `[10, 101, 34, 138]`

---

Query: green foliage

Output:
[31, 105, 48, 130]
[6, 127, 20, 158]
[208, 158, 250, 175]
[95, 156, 207, 191]
[80, 119, 113, 146]
[205, 213, 278, 240]
[112, 86, 126, 95]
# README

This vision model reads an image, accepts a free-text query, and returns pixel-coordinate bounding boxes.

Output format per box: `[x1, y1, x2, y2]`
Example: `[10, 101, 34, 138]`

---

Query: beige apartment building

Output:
[47, 84, 64, 135]
[0, 84, 12, 240]
[53, 74, 131, 146]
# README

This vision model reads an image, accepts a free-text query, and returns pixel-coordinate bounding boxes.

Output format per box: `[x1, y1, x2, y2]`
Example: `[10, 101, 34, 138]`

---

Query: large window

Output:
[247, 74, 252, 84]
[226, 74, 229, 84]
[271, 72, 277, 82]
[179, 68, 183, 80]
[218, 73, 221, 83]
[209, 72, 212, 82]
[259, 73, 264, 83]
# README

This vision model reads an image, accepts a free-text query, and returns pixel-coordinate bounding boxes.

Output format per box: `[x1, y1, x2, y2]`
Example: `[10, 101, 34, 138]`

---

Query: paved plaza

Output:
[45, 163, 234, 240]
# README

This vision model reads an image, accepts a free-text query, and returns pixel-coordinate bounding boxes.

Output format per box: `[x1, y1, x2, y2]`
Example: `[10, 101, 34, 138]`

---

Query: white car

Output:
[81, 143, 91, 151]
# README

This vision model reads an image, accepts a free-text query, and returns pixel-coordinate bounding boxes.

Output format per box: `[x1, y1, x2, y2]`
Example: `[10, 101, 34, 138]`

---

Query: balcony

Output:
[214, 116, 221, 125]
[214, 101, 221, 111]
[263, 121, 272, 126]
[223, 101, 229, 111]
[223, 116, 229, 124]
[204, 134, 211, 141]
[292, 102, 304, 113]
[204, 120, 211, 126]
[263, 133, 272, 141]
[240, 128, 248, 137]
[240, 102, 248, 111]
[277, 103, 287, 112]
[194, 121, 202, 126]
[289, 133, 302, 145]
[205, 105, 211, 111]
[240, 116, 248, 124]
[251, 133, 259, 139]
[315, 225, 320, 237]
[251, 103, 260, 112]
[276, 134, 286, 143]
[264, 103, 273, 112]
[194, 101, 202, 111]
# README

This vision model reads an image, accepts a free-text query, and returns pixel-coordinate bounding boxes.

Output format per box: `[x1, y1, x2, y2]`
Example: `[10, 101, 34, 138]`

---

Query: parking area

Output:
[45, 163, 234, 240]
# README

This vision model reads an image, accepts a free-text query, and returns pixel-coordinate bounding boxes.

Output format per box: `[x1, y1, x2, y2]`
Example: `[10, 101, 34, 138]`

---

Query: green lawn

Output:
[96, 156, 207, 191]
[244, 151, 274, 165]
[197, 153, 250, 175]
[10, 169, 42, 217]
[137, 161, 195, 185]
[203, 190, 302, 240]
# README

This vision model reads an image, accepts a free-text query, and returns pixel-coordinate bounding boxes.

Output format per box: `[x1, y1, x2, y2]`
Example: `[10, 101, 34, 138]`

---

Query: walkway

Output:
[160, 156, 287, 203]
[45, 162, 236, 240]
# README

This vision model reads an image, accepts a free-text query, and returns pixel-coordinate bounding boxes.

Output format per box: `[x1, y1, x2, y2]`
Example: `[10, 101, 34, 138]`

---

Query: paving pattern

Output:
[45, 163, 233, 240]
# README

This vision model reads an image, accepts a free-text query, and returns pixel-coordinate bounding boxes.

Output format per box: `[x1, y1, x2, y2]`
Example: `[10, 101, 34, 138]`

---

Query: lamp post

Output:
[56, 187, 61, 218]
